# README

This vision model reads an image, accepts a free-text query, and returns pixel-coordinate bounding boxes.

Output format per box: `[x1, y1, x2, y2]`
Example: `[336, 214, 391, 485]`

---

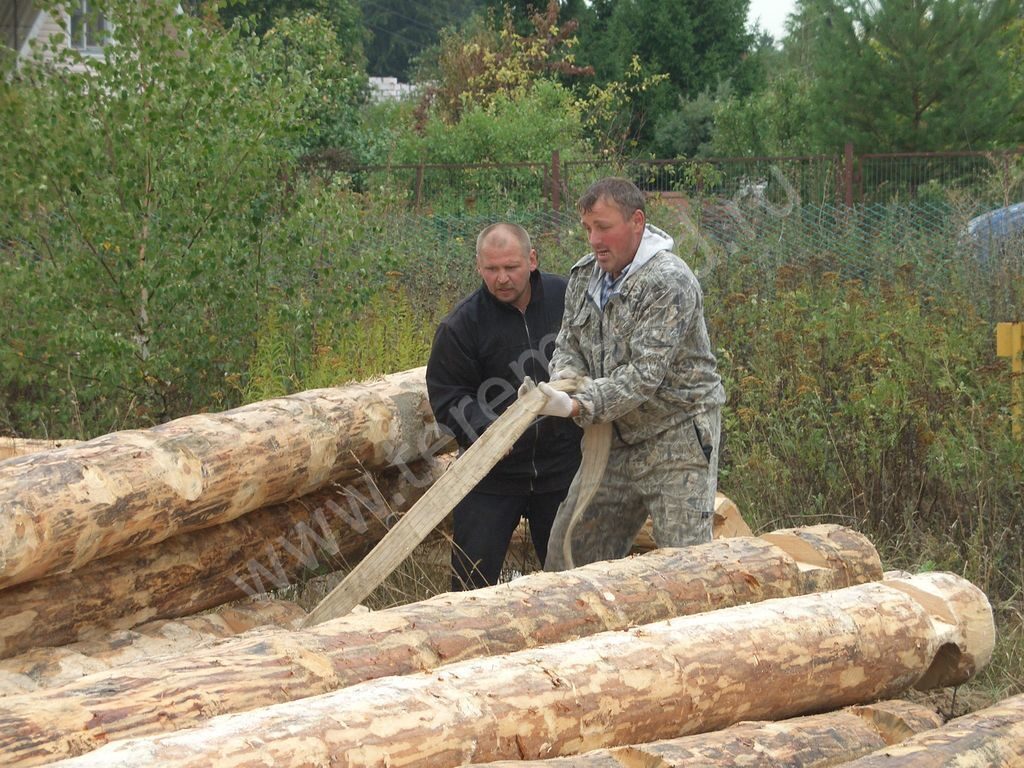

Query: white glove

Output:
[517, 376, 536, 399]
[537, 381, 574, 418]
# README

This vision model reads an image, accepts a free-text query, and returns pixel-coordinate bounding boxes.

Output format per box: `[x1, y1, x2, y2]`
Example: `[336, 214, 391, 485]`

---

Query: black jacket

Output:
[426, 270, 583, 495]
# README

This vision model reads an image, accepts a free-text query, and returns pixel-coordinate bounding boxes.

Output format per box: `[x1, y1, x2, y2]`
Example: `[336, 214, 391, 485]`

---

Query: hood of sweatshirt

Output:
[584, 223, 675, 305]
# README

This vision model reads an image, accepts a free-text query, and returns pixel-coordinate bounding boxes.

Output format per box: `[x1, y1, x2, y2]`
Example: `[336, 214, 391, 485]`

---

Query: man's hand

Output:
[519, 376, 575, 417]
[549, 369, 581, 384]
[537, 381, 574, 418]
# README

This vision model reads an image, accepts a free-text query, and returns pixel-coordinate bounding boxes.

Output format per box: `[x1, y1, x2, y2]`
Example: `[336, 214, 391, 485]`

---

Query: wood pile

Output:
[0, 458, 445, 658]
[0, 367, 1016, 767]
[0, 367, 447, 591]
[0, 598, 305, 696]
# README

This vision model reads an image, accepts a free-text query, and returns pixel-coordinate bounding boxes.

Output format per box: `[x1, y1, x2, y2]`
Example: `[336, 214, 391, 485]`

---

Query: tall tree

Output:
[359, 0, 484, 79]
[480, 0, 589, 32]
[220, 0, 366, 60]
[801, 0, 1022, 151]
[413, 1, 591, 125]
[572, 0, 754, 152]
[257, 12, 370, 158]
[0, 0, 308, 433]
[710, 69, 819, 156]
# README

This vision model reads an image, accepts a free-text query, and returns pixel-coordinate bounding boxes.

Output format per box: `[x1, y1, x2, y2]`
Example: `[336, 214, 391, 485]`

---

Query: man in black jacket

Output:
[426, 223, 583, 590]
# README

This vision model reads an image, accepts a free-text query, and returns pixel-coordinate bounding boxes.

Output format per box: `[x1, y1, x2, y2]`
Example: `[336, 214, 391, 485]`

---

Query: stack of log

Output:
[0, 367, 1019, 767]
[0, 368, 452, 658]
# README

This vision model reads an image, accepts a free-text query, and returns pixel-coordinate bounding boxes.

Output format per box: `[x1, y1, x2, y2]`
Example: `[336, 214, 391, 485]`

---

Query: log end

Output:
[882, 572, 995, 689]
[711, 494, 752, 539]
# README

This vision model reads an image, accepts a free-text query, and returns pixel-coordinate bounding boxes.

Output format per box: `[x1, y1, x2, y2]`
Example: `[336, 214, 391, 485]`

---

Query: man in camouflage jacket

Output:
[537, 177, 726, 569]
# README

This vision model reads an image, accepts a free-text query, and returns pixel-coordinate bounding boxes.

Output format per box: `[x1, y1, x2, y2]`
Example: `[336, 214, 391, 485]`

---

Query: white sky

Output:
[747, 0, 797, 41]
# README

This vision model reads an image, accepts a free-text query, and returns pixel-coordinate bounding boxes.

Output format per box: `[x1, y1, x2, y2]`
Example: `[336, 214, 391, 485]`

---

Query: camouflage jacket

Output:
[551, 224, 725, 445]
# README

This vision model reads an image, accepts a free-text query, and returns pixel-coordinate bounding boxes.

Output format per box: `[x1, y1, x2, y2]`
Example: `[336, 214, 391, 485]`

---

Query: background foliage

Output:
[0, 0, 1022, 705]
[799, 0, 1022, 152]
[0, 0, 375, 433]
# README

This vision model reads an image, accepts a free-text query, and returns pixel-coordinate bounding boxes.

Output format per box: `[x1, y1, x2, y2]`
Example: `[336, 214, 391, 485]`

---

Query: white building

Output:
[368, 76, 416, 102]
[2, 0, 108, 66]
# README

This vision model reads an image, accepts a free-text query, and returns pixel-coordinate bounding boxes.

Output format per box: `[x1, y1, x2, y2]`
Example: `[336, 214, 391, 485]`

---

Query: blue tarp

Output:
[967, 202, 1024, 263]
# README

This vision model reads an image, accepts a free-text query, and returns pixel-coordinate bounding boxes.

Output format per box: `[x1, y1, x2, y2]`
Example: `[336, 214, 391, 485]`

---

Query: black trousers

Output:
[451, 487, 569, 590]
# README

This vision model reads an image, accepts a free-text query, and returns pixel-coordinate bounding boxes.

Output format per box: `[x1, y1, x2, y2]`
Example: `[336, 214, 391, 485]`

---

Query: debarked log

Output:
[839, 692, 1024, 767]
[0, 439, 82, 463]
[470, 699, 944, 768]
[0, 599, 306, 696]
[0, 458, 445, 659]
[0, 367, 451, 590]
[47, 572, 994, 768]
[0, 525, 880, 766]
[0, 526, 881, 766]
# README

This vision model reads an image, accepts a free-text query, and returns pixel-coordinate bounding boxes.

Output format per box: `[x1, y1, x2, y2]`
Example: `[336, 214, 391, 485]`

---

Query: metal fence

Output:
[340, 148, 1024, 322]
[345, 147, 1024, 213]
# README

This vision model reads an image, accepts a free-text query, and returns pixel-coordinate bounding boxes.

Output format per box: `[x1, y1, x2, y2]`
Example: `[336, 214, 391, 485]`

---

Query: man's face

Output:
[580, 196, 645, 278]
[477, 240, 537, 311]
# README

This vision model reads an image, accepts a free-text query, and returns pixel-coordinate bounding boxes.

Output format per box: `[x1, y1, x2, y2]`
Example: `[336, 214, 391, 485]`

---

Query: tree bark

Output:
[0, 599, 305, 696]
[0, 367, 451, 589]
[0, 439, 81, 462]
[0, 525, 883, 766]
[470, 700, 944, 767]
[839, 692, 1024, 767]
[0, 459, 444, 659]
[45, 572, 993, 768]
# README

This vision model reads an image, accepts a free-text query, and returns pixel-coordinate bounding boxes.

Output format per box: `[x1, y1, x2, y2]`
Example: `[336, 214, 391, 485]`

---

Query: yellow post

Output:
[996, 322, 1024, 440]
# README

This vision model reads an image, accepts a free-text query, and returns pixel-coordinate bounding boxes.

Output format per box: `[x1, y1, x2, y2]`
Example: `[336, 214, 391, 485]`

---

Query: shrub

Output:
[706, 259, 1023, 602]
[0, 0, 304, 434]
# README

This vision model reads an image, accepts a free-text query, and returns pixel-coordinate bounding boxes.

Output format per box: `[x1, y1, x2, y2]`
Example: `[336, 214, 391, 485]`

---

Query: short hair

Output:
[577, 177, 646, 220]
[476, 222, 532, 259]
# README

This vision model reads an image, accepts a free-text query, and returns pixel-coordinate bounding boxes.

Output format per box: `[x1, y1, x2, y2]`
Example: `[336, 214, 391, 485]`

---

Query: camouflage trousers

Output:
[545, 406, 721, 570]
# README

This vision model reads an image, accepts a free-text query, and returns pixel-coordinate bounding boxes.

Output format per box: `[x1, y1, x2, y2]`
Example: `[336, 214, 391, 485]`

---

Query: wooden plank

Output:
[303, 380, 576, 625]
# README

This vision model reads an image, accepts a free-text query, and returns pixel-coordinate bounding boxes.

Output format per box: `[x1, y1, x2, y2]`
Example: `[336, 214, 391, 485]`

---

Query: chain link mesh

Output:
[348, 153, 1024, 323]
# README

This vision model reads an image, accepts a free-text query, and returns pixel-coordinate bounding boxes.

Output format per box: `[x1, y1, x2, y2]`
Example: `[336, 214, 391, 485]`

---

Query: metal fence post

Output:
[844, 142, 855, 207]
[550, 150, 561, 214]
[414, 163, 424, 211]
